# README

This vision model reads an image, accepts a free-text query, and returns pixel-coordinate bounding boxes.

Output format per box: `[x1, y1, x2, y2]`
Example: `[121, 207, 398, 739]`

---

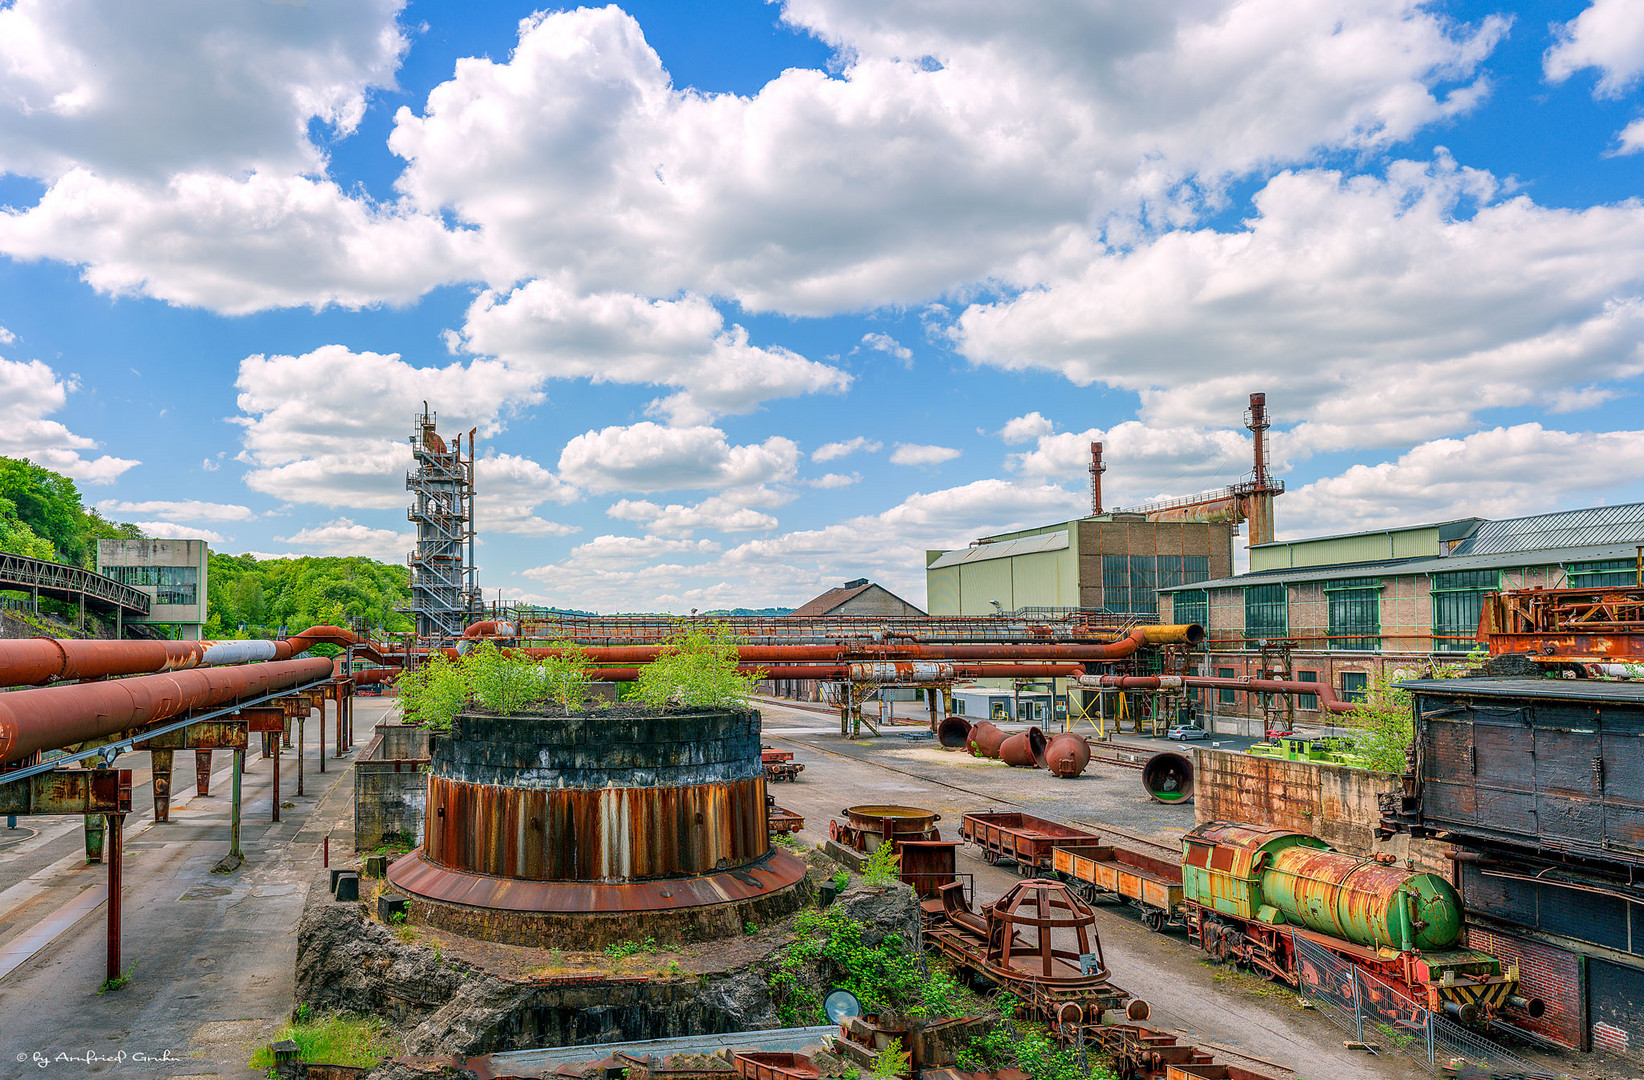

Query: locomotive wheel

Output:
[1142, 910, 1166, 933]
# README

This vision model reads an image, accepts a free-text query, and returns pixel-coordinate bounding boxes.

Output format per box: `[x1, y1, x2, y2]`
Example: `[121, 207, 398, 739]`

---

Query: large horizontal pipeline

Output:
[584, 663, 1084, 683]
[509, 625, 1203, 666]
[0, 657, 335, 764]
[0, 623, 386, 688]
[1074, 673, 1356, 714]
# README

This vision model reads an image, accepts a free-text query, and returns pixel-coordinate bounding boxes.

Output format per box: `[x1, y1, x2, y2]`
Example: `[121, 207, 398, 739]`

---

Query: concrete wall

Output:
[1191, 746, 1449, 872]
[353, 724, 431, 851]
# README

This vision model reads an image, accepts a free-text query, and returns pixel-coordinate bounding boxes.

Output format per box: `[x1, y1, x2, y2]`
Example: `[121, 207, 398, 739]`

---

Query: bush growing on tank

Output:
[629, 623, 765, 710]
[540, 639, 593, 707]
[398, 652, 469, 731]
[466, 641, 550, 716]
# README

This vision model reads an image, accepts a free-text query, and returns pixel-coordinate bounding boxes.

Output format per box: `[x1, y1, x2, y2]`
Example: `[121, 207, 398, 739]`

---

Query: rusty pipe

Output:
[0, 638, 292, 688]
[999, 727, 1049, 768]
[514, 624, 1204, 665]
[579, 663, 1082, 682]
[461, 620, 517, 639]
[0, 657, 334, 765]
[1076, 672, 1356, 714]
[278, 625, 386, 664]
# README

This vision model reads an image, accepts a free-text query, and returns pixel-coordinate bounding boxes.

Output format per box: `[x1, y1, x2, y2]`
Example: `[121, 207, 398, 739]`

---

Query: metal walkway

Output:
[0, 552, 151, 616]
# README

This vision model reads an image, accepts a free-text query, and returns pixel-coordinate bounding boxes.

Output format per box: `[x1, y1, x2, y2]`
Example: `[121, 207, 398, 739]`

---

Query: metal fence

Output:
[1292, 934, 1556, 1077]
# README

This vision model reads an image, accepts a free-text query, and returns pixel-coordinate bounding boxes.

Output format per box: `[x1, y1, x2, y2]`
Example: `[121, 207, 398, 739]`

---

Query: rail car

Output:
[1174, 822, 1542, 1028]
[1052, 843, 1184, 932]
[958, 811, 1102, 873]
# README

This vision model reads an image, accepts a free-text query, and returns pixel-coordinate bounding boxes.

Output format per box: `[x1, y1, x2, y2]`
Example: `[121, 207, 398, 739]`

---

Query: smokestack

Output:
[1245, 393, 1276, 547]
[1089, 441, 1105, 516]
[1247, 393, 1270, 486]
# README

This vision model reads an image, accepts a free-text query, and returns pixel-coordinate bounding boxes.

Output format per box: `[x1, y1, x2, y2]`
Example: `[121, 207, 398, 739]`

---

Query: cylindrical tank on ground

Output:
[936, 716, 971, 751]
[834, 804, 941, 851]
[966, 720, 1007, 759]
[1044, 733, 1091, 778]
[999, 727, 1048, 768]
[387, 709, 806, 946]
[1261, 845, 1462, 952]
[1141, 752, 1193, 803]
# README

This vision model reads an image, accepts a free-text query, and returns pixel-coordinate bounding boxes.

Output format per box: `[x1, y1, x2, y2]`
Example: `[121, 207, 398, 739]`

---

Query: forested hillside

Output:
[205, 554, 411, 638]
[0, 456, 412, 638]
[0, 457, 142, 566]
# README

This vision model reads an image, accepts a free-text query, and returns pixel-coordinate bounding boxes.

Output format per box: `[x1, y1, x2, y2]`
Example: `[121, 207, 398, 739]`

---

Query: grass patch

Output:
[97, 965, 134, 993]
[247, 1013, 396, 1075]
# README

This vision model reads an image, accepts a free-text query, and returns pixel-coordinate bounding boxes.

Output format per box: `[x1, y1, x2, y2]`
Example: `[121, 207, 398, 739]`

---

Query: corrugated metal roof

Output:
[1398, 677, 1644, 704]
[927, 530, 1069, 569]
[1451, 502, 1644, 556]
[1159, 540, 1644, 592]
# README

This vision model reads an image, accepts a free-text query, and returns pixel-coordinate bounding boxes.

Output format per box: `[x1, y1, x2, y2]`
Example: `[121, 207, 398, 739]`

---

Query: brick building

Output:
[1158, 503, 1644, 735]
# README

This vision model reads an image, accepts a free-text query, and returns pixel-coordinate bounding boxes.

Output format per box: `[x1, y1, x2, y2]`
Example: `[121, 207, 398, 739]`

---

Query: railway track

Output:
[758, 707, 1182, 860]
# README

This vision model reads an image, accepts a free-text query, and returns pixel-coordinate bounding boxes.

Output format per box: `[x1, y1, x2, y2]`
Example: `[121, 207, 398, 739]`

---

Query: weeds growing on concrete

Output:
[247, 1013, 397, 1075]
[97, 964, 134, 993]
[603, 937, 658, 961]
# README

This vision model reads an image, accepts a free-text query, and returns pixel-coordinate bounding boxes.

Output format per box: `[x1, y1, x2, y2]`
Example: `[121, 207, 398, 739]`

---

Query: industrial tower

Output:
[405, 408, 478, 645]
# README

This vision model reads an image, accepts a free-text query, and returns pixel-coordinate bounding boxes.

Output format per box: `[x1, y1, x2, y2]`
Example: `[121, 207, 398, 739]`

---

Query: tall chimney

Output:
[1089, 441, 1105, 516]
[1245, 393, 1275, 547]
[1247, 393, 1270, 486]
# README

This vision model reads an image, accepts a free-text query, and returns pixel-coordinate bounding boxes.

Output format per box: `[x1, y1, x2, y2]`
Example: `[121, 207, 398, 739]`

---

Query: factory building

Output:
[1158, 502, 1644, 735]
[95, 537, 210, 640]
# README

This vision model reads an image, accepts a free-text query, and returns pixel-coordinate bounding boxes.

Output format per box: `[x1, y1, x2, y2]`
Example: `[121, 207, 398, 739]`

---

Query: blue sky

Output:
[2, 0, 1644, 611]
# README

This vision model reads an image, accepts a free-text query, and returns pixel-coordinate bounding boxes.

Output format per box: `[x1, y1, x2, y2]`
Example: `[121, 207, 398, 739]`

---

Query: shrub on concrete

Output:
[540, 639, 593, 707]
[398, 652, 469, 731]
[629, 623, 764, 710]
[466, 641, 548, 716]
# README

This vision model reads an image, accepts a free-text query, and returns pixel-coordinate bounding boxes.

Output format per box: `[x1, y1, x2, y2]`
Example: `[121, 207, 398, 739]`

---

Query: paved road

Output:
[756, 697, 1423, 1080]
[0, 700, 384, 1078]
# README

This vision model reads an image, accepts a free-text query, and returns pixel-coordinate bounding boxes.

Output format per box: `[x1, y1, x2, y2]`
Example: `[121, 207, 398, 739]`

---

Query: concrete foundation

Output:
[354, 724, 430, 851]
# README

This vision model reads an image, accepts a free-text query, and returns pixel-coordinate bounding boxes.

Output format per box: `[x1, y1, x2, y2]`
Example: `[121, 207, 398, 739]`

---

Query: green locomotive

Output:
[1180, 822, 1540, 1025]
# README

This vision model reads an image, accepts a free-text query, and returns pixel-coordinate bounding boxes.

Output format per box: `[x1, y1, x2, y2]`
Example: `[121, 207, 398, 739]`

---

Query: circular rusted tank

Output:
[966, 719, 1007, 759]
[834, 803, 941, 850]
[999, 726, 1048, 768]
[387, 709, 806, 946]
[936, 716, 972, 751]
[1142, 751, 1194, 803]
[1044, 732, 1091, 778]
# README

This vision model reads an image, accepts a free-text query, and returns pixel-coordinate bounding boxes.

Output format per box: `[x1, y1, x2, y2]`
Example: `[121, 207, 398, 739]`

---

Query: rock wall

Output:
[296, 869, 919, 1059]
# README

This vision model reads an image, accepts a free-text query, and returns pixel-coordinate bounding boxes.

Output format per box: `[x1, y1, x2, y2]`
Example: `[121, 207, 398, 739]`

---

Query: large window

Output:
[1326, 577, 1381, 651]
[1173, 589, 1209, 629]
[1296, 669, 1318, 711]
[1340, 670, 1369, 704]
[1243, 583, 1288, 642]
[1102, 555, 1211, 615]
[1567, 559, 1641, 588]
[1217, 667, 1236, 705]
[1430, 569, 1497, 653]
[105, 565, 198, 606]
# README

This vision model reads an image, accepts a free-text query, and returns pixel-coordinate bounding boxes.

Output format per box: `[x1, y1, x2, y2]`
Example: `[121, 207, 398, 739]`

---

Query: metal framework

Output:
[508, 610, 1154, 646]
[1479, 581, 1644, 661]
[404, 408, 477, 647]
[0, 552, 150, 615]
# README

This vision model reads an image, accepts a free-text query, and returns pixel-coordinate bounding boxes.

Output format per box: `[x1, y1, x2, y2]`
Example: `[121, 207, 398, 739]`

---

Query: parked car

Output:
[1166, 724, 1209, 741]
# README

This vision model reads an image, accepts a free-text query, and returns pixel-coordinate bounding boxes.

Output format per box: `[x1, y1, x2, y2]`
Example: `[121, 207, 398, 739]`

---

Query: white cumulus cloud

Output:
[274, 517, 414, 562]
[1545, 0, 1644, 98]
[558, 423, 799, 494]
[889, 443, 961, 467]
[0, 356, 137, 484]
[812, 437, 882, 462]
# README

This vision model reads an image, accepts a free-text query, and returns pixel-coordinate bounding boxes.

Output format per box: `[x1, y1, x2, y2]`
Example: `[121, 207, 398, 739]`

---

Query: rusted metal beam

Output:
[150, 748, 173, 822]
[0, 769, 133, 815]
[107, 811, 124, 984]
[134, 720, 248, 751]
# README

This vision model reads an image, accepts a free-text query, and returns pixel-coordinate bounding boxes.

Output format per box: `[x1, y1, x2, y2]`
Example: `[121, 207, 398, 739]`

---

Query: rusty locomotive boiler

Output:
[386, 708, 807, 947]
